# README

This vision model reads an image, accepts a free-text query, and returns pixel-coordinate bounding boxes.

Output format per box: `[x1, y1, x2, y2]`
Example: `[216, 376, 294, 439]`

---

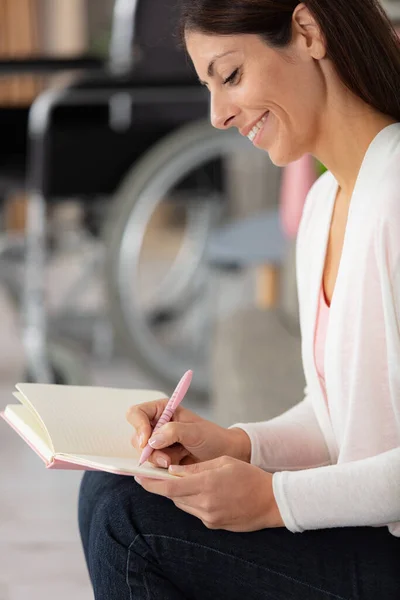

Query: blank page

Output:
[4, 404, 54, 462]
[15, 383, 167, 458]
[58, 453, 177, 480]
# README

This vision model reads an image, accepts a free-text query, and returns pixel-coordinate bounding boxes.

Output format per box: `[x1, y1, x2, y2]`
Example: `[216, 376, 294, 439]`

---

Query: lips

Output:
[241, 111, 270, 137]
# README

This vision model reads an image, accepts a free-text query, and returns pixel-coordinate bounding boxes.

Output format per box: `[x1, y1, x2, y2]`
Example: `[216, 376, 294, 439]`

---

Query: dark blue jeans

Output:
[78, 471, 400, 599]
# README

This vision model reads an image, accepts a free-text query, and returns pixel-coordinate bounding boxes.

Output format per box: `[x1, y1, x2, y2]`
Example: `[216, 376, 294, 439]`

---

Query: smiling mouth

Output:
[247, 112, 269, 142]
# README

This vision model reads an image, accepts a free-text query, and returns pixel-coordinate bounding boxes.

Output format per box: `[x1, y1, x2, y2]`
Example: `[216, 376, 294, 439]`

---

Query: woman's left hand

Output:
[134, 456, 285, 532]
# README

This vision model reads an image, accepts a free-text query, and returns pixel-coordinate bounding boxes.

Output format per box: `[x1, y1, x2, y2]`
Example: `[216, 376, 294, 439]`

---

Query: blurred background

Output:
[0, 1, 399, 598]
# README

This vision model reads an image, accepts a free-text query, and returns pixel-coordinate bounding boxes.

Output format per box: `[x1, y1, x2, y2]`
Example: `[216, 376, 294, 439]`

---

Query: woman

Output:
[78, 1, 400, 598]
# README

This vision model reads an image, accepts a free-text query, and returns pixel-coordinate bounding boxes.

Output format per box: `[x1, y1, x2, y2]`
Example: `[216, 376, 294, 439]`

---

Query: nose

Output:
[210, 93, 238, 130]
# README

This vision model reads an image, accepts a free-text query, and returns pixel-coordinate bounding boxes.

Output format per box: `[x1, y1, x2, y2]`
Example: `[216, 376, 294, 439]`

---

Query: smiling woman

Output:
[179, 0, 400, 119]
[78, 2, 400, 599]
[180, 0, 400, 168]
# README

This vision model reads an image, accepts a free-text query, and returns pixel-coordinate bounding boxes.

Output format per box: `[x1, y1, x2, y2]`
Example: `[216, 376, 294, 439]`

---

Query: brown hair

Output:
[179, 0, 400, 121]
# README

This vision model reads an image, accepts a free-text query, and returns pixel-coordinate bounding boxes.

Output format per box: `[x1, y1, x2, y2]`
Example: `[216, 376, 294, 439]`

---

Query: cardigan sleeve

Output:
[229, 390, 332, 472]
[272, 194, 400, 533]
[272, 447, 400, 532]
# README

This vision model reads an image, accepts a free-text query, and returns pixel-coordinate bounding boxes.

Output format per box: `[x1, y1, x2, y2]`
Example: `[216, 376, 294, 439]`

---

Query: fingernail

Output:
[134, 476, 142, 485]
[156, 457, 168, 468]
[149, 434, 165, 448]
[169, 465, 183, 473]
[139, 434, 145, 448]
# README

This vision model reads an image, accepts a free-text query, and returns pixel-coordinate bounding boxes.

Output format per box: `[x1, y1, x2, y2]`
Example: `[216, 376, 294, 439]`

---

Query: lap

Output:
[79, 471, 400, 600]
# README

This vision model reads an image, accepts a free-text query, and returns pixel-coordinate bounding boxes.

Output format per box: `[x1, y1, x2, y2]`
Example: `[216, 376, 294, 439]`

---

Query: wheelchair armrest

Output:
[0, 55, 104, 75]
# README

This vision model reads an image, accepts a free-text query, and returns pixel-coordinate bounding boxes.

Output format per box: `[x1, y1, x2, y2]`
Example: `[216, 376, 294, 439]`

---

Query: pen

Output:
[138, 370, 193, 467]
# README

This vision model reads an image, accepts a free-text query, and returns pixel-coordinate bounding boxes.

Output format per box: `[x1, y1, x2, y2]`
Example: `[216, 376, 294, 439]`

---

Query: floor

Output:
[0, 219, 301, 599]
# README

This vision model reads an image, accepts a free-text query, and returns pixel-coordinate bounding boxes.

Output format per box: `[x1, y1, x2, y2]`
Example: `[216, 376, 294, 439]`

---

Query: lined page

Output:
[15, 384, 168, 458]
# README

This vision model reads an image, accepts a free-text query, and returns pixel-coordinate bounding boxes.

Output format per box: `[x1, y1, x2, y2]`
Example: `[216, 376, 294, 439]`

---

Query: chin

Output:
[268, 154, 289, 167]
[266, 143, 305, 167]
[265, 149, 291, 167]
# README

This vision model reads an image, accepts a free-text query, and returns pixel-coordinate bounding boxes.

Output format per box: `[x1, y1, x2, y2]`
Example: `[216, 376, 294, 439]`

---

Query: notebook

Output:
[0, 383, 178, 480]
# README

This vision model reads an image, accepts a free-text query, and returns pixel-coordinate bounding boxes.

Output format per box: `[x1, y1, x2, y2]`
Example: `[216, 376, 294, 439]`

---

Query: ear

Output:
[292, 3, 327, 60]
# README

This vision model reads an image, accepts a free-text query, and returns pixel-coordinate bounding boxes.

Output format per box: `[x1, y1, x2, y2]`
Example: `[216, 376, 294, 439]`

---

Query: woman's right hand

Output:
[126, 399, 251, 469]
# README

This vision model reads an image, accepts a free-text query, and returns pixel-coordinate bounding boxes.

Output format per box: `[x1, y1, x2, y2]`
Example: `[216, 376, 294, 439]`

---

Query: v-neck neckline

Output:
[321, 283, 330, 309]
[304, 122, 400, 459]
[318, 123, 400, 315]
[314, 125, 399, 381]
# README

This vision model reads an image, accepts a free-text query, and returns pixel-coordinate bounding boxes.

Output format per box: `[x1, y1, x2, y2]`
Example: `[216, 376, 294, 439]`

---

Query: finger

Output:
[168, 456, 229, 476]
[148, 446, 190, 469]
[148, 421, 204, 452]
[134, 471, 205, 498]
[173, 500, 219, 530]
[126, 399, 169, 448]
[173, 499, 204, 520]
[180, 455, 198, 466]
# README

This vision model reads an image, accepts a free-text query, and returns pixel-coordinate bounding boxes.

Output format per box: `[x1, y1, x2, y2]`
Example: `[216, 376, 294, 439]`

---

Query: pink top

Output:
[314, 284, 330, 386]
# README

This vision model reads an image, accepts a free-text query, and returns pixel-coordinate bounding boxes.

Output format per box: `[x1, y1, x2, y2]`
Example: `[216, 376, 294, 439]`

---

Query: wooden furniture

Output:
[256, 264, 280, 309]
[0, 0, 89, 231]
[0, 0, 43, 106]
[206, 210, 285, 310]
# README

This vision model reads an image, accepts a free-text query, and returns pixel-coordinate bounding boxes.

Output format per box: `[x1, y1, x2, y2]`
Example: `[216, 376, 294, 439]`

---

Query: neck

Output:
[313, 88, 397, 200]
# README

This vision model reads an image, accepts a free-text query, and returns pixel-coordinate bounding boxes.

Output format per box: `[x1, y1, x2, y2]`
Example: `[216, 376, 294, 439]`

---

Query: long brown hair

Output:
[179, 0, 400, 122]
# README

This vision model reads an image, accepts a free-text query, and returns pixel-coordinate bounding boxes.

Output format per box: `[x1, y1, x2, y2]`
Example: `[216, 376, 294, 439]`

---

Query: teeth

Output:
[247, 113, 269, 141]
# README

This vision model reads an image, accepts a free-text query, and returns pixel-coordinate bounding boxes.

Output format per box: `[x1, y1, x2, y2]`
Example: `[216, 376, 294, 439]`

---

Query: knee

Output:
[78, 471, 112, 541]
[78, 472, 151, 594]
[78, 471, 139, 554]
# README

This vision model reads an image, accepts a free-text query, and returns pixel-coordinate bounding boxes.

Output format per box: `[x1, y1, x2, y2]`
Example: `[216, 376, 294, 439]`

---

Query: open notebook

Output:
[1, 383, 178, 480]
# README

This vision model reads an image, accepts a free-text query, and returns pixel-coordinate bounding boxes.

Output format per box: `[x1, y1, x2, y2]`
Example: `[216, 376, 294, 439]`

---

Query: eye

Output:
[223, 68, 240, 85]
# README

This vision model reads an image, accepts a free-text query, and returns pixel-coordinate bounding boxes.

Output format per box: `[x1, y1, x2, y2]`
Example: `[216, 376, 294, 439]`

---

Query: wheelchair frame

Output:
[0, 0, 210, 384]
[24, 0, 140, 383]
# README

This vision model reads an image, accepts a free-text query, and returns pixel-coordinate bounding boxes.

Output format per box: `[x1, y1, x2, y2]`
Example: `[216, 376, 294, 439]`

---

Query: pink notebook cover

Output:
[0, 411, 135, 476]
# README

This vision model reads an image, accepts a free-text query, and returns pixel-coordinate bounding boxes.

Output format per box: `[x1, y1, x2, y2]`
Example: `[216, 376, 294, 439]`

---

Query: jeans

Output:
[78, 471, 400, 599]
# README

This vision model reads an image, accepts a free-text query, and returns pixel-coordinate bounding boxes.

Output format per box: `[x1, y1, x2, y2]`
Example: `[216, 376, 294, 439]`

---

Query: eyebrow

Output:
[199, 50, 238, 84]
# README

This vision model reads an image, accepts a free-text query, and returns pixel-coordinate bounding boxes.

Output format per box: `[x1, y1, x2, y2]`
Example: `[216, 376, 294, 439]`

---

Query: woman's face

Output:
[185, 31, 326, 166]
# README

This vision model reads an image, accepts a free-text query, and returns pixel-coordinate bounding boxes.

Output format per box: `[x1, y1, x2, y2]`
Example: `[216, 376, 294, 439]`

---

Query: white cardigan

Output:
[233, 123, 400, 536]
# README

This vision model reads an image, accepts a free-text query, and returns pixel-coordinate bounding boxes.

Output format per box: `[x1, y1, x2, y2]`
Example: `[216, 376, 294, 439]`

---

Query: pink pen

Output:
[138, 370, 193, 467]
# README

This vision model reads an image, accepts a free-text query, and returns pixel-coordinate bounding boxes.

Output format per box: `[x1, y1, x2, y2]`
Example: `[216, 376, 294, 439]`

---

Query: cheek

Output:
[266, 85, 322, 164]
[287, 66, 324, 128]
[266, 110, 312, 166]
[272, 61, 321, 124]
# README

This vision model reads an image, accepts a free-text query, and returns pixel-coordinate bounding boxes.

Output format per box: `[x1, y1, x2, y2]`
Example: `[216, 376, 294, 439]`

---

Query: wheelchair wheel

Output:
[23, 340, 90, 386]
[104, 118, 256, 399]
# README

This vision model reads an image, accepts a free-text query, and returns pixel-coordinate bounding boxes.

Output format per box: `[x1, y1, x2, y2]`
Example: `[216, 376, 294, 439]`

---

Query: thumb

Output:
[149, 421, 202, 450]
[168, 457, 223, 476]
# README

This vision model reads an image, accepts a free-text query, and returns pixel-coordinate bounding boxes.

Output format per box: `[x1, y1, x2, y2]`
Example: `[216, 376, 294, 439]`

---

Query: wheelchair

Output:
[0, 0, 267, 399]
